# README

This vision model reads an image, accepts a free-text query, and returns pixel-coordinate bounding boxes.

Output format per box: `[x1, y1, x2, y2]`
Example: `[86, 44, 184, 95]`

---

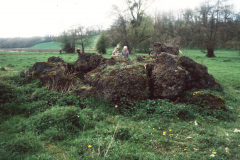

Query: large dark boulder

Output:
[76, 86, 97, 98]
[134, 55, 151, 63]
[80, 64, 149, 103]
[179, 56, 221, 90]
[152, 42, 179, 56]
[74, 53, 103, 73]
[25, 62, 54, 81]
[99, 57, 117, 66]
[39, 67, 80, 93]
[48, 56, 64, 63]
[150, 53, 186, 99]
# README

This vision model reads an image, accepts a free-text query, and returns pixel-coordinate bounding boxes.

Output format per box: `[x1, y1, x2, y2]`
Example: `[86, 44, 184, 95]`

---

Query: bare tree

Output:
[197, 0, 234, 57]
[75, 25, 95, 53]
[57, 25, 95, 53]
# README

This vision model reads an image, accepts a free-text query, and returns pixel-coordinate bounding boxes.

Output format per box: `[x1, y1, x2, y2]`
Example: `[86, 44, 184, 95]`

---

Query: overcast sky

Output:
[0, 0, 239, 38]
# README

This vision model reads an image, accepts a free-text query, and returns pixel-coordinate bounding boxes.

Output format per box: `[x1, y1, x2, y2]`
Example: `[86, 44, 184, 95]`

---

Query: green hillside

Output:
[28, 35, 99, 50]
[28, 42, 62, 49]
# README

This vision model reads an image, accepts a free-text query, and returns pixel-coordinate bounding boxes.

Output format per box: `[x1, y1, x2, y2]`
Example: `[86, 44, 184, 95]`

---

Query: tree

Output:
[197, 0, 234, 57]
[57, 30, 76, 53]
[57, 25, 95, 53]
[96, 31, 109, 54]
[58, 31, 75, 53]
[124, 0, 155, 54]
[127, 15, 154, 53]
[75, 25, 95, 53]
[108, 5, 130, 51]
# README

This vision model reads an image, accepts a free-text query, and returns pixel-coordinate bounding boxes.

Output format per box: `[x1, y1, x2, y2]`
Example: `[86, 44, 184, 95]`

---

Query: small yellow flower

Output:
[151, 133, 152, 135]
[159, 127, 160, 129]
[186, 147, 188, 148]
[226, 151, 229, 153]
[163, 132, 166, 135]
[174, 155, 176, 156]
[153, 128, 155, 130]
[169, 129, 172, 131]
[20, 132, 22, 133]
[219, 147, 222, 149]
[184, 149, 187, 151]
[88, 145, 92, 148]
[213, 152, 216, 154]
[186, 152, 188, 155]
[29, 112, 30, 113]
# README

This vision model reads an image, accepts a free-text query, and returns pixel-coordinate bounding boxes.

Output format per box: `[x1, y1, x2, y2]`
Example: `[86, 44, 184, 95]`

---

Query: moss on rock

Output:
[188, 93, 226, 110]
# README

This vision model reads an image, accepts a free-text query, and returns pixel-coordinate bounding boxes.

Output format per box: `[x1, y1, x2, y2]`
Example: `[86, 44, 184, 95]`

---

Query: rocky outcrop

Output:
[152, 42, 179, 56]
[179, 56, 221, 90]
[25, 62, 55, 81]
[150, 53, 186, 99]
[74, 53, 103, 73]
[48, 56, 64, 63]
[24, 43, 223, 106]
[78, 64, 149, 103]
[134, 55, 151, 63]
[39, 63, 80, 93]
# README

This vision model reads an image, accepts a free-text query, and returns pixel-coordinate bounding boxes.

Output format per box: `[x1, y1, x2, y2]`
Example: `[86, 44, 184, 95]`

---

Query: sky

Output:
[0, 0, 240, 38]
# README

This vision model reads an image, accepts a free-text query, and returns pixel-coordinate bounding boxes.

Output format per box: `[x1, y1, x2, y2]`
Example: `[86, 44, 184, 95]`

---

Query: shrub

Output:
[96, 31, 109, 54]
[0, 67, 6, 71]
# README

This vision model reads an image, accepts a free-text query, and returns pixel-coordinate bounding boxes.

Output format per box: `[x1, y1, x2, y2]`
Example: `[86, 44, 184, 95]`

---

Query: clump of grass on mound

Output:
[118, 98, 237, 122]
[16, 106, 95, 142]
[0, 67, 6, 71]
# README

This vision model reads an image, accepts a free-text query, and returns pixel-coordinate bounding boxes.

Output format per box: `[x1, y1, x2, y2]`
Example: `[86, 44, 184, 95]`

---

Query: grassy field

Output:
[0, 49, 240, 159]
[28, 35, 99, 50]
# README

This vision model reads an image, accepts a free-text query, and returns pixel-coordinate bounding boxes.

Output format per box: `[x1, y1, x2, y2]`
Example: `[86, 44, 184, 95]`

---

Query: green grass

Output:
[0, 49, 239, 159]
[28, 42, 62, 49]
[28, 35, 99, 50]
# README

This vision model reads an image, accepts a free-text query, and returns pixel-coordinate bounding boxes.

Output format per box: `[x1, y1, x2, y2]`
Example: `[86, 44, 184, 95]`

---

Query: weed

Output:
[0, 67, 6, 71]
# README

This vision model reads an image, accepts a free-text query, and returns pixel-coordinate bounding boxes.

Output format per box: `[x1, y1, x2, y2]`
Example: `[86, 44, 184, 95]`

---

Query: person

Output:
[114, 47, 118, 53]
[77, 48, 81, 55]
[121, 46, 129, 58]
[112, 47, 119, 57]
[59, 48, 62, 54]
[148, 48, 151, 55]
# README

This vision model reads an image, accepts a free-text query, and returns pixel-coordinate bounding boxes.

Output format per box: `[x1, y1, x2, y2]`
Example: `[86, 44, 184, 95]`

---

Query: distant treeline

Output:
[108, 0, 240, 57]
[0, 35, 55, 48]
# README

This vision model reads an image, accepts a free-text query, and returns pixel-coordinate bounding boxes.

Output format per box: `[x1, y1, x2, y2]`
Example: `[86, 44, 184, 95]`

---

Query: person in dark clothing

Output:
[77, 48, 81, 55]
[121, 46, 129, 58]
[148, 48, 151, 55]
[59, 49, 62, 54]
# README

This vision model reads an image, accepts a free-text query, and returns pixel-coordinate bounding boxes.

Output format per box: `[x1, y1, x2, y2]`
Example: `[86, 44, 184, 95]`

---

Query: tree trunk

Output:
[206, 47, 216, 57]
[82, 44, 84, 53]
[131, 45, 136, 54]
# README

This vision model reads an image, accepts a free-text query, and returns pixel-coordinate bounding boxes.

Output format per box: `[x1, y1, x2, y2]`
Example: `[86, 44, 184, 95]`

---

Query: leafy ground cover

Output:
[0, 49, 239, 159]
